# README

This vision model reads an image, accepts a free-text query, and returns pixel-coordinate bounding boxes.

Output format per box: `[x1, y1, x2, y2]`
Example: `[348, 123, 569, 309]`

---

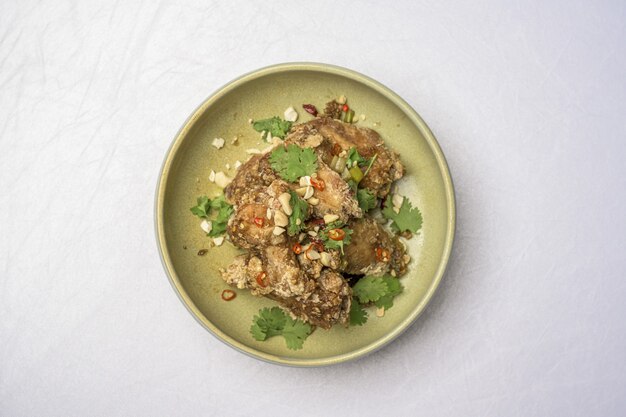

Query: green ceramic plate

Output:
[155, 63, 455, 366]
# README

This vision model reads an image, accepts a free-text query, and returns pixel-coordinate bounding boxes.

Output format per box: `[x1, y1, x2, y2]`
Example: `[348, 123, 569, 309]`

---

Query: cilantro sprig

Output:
[269, 144, 318, 182]
[346, 147, 369, 168]
[190, 194, 233, 237]
[287, 190, 308, 236]
[373, 276, 403, 310]
[207, 196, 234, 237]
[252, 117, 292, 140]
[382, 195, 423, 234]
[282, 317, 313, 350]
[352, 275, 404, 315]
[250, 307, 312, 350]
[352, 276, 388, 303]
[318, 221, 353, 254]
[349, 297, 368, 326]
[356, 188, 377, 212]
[190, 196, 211, 218]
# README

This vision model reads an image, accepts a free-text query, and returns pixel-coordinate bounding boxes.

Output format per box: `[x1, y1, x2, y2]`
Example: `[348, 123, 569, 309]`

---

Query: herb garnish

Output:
[190, 194, 233, 237]
[382, 196, 423, 234]
[250, 307, 312, 350]
[252, 117, 292, 140]
[269, 144, 318, 182]
[287, 190, 308, 236]
[318, 221, 353, 254]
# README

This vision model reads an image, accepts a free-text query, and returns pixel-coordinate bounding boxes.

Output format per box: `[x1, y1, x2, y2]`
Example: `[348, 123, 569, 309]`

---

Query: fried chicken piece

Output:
[221, 246, 352, 328]
[222, 245, 305, 297]
[311, 159, 361, 222]
[276, 269, 351, 329]
[224, 153, 277, 206]
[286, 118, 404, 198]
[342, 217, 409, 277]
[227, 178, 299, 249]
[284, 123, 332, 158]
[227, 203, 287, 249]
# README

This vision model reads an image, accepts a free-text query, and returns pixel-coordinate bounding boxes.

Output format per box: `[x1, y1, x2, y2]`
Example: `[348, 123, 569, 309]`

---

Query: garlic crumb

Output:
[273, 226, 286, 236]
[214, 172, 232, 188]
[200, 220, 212, 234]
[284, 106, 298, 122]
[212, 137, 225, 149]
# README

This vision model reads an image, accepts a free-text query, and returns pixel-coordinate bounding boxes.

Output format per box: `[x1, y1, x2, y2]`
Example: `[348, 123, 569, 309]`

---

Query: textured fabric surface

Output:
[1, 1, 625, 416]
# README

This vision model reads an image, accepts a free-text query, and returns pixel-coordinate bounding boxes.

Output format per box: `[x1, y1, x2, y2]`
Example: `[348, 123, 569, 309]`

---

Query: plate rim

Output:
[154, 62, 456, 367]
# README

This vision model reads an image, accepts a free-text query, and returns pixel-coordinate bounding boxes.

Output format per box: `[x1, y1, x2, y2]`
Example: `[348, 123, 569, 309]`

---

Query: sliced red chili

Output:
[293, 243, 302, 254]
[328, 228, 345, 241]
[302, 104, 318, 116]
[305, 244, 320, 261]
[310, 177, 325, 191]
[308, 237, 324, 252]
[255, 271, 268, 287]
[375, 247, 391, 262]
[342, 104, 349, 112]
[253, 217, 265, 227]
[221, 289, 237, 301]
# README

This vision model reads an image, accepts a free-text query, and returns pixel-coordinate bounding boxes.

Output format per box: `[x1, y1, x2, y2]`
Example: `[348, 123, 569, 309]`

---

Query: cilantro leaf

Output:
[209, 195, 228, 210]
[250, 323, 268, 341]
[282, 316, 312, 350]
[349, 298, 368, 326]
[374, 276, 403, 310]
[356, 188, 377, 212]
[353, 275, 404, 310]
[207, 196, 233, 237]
[346, 147, 369, 168]
[362, 154, 378, 178]
[250, 307, 287, 341]
[269, 144, 318, 182]
[318, 221, 353, 254]
[352, 276, 388, 304]
[382, 195, 423, 234]
[250, 307, 312, 350]
[190, 194, 234, 237]
[208, 203, 233, 237]
[252, 117, 292, 140]
[190, 196, 211, 218]
[287, 190, 308, 236]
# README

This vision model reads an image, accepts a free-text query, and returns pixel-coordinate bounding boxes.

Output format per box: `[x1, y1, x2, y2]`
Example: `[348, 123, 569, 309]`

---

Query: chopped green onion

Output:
[363, 154, 378, 178]
[343, 109, 355, 123]
[349, 166, 364, 183]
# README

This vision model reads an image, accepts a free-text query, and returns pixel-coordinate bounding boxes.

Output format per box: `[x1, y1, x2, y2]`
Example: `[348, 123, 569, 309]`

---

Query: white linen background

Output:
[1, 1, 625, 416]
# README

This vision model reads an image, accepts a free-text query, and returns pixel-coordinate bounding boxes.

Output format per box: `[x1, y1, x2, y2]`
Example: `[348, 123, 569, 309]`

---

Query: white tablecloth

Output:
[1, 1, 624, 415]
